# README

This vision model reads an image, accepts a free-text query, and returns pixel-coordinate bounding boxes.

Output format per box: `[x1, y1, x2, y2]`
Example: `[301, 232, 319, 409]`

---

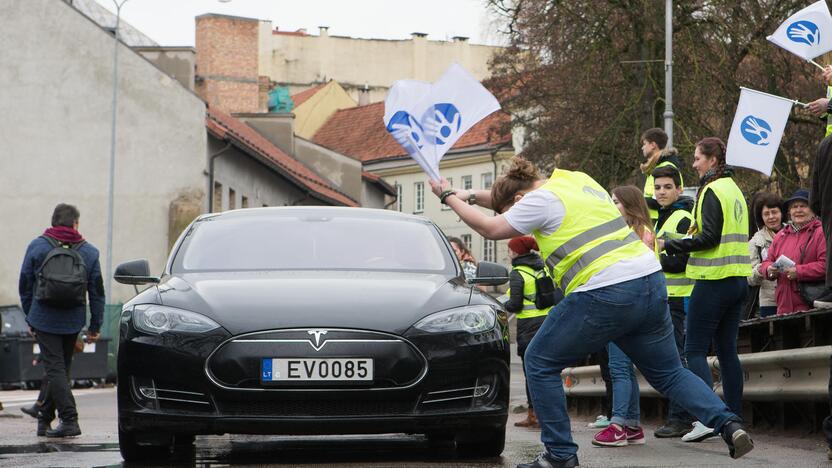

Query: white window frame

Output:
[442, 177, 453, 210]
[461, 175, 473, 190]
[481, 172, 493, 189]
[396, 184, 403, 212]
[461, 234, 472, 252]
[482, 238, 495, 263]
[414, 182, 424, 213]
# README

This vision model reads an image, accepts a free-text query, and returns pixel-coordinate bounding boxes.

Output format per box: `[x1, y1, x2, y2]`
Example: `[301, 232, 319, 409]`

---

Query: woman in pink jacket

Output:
[758, 189, 827, 315]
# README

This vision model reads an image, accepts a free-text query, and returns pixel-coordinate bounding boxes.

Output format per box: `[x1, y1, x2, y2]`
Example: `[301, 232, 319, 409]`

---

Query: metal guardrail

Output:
[562, 345, 831, 401]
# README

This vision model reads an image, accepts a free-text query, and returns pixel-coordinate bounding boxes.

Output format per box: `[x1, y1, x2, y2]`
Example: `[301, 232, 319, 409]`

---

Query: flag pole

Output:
[808, 58, 826, 71]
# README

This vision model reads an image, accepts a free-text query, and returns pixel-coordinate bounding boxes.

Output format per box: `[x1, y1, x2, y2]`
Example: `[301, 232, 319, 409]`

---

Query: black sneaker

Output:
[20, 404, 40, 419]
[516, 451, 579, 468]
[721, 421, 754, 459]
[654, 420, 690, 438]
[814, 290, 832, 309]
[45, 420, 81, 438]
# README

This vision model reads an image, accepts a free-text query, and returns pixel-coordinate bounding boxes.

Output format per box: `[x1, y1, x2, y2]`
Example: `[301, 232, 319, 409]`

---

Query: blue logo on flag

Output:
[787, 20, 821, 46]
[422, 103, 462, 145]
[386, 111, 425, 151]
[740, 116, 772, 146]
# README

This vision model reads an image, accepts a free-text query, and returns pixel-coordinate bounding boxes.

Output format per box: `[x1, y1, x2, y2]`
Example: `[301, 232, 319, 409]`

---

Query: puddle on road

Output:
[0, 442, 119, 454]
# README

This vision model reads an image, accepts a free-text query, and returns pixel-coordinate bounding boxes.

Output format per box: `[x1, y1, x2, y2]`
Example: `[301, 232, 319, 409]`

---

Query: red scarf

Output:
[43, 226, 84, 244]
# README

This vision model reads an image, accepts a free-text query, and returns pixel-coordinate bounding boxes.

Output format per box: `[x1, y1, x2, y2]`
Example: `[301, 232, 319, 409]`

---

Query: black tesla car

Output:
[114, 207, 510, 461]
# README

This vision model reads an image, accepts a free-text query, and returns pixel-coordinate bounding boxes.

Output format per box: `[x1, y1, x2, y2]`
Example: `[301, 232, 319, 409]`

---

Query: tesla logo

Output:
[307, 330, 328, 351]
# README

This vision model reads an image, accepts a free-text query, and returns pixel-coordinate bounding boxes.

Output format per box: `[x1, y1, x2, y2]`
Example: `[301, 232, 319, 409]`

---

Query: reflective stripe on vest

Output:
[645, 160, 683, 221]
[656, 208, 694, 297]
[511, 265, 549, 319]
[826, 86, 832, 138]
[535, 169, 652, 295]
[686, 178, 751, 280]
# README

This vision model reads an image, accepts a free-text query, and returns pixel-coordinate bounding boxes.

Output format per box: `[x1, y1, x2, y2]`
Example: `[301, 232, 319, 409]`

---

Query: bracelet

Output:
[439, 190, 456, 205]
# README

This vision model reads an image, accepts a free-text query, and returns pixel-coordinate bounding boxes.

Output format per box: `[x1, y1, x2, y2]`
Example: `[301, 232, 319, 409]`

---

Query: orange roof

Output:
[312, 102, 511, 163]
[291, 82, 328, 108]
[206, 107, 358, 207]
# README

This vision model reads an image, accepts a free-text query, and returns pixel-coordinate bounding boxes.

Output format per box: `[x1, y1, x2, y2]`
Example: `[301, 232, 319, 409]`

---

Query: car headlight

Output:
[413, 305, 497, 333]
[132, 304, 221, 335]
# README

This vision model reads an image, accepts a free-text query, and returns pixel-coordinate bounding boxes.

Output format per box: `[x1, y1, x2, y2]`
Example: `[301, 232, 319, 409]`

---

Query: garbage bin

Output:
[0, 305, 110, 386]
[101, 303, 123, 381]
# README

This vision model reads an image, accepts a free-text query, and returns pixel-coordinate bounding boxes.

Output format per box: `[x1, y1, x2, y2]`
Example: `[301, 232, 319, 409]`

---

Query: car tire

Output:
[118, 426, 172, 462]
[455, 426, 506, 458]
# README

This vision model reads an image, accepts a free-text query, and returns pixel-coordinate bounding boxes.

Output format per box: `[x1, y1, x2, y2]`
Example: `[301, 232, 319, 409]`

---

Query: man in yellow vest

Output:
[431, 156, 753, 468]
[640, 128, 683, 222]
[503, 236, 560, 430]
[806, 85, 832, 137]
[650, 165, 696, 439]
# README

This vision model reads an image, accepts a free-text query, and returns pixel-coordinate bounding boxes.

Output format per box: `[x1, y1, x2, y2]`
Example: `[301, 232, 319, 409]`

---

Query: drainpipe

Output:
[208, 142, 232, 212]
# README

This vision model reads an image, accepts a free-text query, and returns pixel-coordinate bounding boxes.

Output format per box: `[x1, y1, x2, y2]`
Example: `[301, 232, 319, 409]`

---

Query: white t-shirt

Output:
[503, 190, 661, 293]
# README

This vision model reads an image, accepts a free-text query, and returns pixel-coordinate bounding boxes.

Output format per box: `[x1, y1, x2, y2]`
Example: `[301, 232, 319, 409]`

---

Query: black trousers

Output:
[35, 330, 78, 422]
[825, 355, 832, 448]
[517, 315, 546, 408]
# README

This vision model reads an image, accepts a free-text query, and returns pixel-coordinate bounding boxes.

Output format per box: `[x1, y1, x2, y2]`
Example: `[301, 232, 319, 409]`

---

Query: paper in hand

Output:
[773, 255, 796, 269]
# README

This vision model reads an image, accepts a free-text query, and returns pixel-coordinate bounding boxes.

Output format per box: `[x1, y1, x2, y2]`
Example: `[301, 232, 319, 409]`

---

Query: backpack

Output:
[517, 268, 561, 310]
[34, 237, 88, 308]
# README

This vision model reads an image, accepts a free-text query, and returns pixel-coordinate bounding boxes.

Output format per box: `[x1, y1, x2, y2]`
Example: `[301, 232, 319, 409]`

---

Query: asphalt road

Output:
[0, 358, 829, 467]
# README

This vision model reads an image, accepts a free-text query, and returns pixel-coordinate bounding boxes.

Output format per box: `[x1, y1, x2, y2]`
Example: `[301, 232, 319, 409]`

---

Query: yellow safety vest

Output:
[826, 86, 832, 137]
[656, 209, 695, 297]
[536, 169, 652, 295]
[506, 265, 550, 319]
[686, 177, 751, 280]
[645, 159, 683, 222]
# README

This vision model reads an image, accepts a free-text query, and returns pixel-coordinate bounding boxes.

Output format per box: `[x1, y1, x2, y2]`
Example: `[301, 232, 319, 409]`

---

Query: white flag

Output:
[726, 88, 794, 176]
[384, 63, 501, 181]
[767, 0, 832, 60]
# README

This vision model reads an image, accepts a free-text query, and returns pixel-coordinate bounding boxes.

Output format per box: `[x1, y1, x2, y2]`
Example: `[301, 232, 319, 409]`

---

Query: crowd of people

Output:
[433, 115, 832, 466]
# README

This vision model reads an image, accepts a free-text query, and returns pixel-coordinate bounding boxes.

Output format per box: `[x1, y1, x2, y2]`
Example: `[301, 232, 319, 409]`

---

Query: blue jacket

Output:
[19, 236, 105, 334]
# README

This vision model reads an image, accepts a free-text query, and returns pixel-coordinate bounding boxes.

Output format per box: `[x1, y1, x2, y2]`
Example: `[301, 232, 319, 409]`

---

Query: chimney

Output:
[452, 36, 469, 42]
[358, 83, 370, 106]
[319, 26, 329, 37]
[411, 32, 428, 39]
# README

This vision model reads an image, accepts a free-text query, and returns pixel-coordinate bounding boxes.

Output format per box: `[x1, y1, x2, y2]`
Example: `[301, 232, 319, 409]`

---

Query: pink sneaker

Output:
[625, 426, 645, 445]
[592, 424, 628, 447]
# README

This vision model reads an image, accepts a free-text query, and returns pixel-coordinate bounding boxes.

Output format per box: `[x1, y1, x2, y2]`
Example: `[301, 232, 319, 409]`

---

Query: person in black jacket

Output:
[504, 236, 561, 429]
[811, 135, 832, 308]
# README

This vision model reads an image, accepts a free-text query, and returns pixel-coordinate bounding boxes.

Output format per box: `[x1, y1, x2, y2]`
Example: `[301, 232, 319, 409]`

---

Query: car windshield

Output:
[174, 214, 452, 273]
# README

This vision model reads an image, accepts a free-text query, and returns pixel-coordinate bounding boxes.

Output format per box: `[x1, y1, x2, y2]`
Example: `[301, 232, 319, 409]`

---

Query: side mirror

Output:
[114, 259, 160, 285]
[469, 261, 509, 286]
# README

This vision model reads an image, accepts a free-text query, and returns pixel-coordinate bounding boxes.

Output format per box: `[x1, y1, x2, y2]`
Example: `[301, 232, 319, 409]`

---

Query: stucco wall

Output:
[293, 138, 362, 202]
[0, 0, 207, 305]
[210, 138, 327, 210]
[135, 47, 196, 91]
[293, 81, 356, 139]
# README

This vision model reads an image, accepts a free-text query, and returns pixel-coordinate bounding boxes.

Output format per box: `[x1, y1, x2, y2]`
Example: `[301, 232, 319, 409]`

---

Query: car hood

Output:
[154, 270, 472, 335]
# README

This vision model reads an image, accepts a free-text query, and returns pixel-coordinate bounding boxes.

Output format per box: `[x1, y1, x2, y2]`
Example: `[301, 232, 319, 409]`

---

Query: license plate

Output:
[262, 358, 373, 381]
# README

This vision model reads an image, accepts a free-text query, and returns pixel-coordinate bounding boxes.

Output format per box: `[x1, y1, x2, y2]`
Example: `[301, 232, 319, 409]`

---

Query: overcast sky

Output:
[93, 0, 504, 46]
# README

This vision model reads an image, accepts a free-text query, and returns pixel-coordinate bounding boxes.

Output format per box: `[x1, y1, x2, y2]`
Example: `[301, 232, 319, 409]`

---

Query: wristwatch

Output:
[467, 191, 477, 205]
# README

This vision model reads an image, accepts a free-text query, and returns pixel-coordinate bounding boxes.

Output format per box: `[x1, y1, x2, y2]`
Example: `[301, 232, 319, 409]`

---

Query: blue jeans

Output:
[667, 297, 693, 424]
[607, 343, 640, 427]
[685, 277, 746, 417]
[524, 272, 738, 461]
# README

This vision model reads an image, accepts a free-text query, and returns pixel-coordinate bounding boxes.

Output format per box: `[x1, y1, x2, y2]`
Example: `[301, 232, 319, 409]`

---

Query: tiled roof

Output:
[206, 107, 358, 207]
[362, 171, 397, 196]
[291, 82, 328, 108]
[312, 102, 511, 163]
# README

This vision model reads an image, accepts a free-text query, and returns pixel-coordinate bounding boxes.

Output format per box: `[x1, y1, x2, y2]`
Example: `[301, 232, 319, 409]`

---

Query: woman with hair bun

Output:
[660, 137, 751, 442]
[430, 156, 752, 468]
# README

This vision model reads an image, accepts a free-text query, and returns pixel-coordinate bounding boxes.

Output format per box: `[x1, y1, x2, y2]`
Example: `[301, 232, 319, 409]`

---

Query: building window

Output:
[482, 238, 495, 263]
[461, 175, 472, 190]
[461, 234, 472, 252]
[481, 172, 493, 189]
[241, 196, 249, 208]
[229, 188, 236, 210]
[396, 184, 403, 212]
[213, 181, 223, 212]
[414, 182, 424, 213]
[442, 177, 453, 210]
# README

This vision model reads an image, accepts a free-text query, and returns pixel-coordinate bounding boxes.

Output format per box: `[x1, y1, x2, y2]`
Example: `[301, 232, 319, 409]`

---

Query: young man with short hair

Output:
[650, 166, 697, 439]
[640, 128, 683, 222]
[19, 203, 104, 437]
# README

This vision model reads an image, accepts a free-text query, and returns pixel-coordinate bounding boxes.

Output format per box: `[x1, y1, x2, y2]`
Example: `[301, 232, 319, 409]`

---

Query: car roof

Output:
[196, 207, 433, 224]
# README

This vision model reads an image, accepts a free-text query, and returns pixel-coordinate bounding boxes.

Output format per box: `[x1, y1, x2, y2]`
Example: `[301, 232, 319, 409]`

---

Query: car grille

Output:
[217, 399, 417, 417]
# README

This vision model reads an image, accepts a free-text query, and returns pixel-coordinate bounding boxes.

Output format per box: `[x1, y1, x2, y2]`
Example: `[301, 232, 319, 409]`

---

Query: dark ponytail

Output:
[693, 137, 727, 214]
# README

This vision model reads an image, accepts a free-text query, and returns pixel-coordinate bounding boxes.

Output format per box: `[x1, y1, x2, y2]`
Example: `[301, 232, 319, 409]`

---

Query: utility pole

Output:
[105, 0, 129, 301]
[664, 0, 674, 147]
